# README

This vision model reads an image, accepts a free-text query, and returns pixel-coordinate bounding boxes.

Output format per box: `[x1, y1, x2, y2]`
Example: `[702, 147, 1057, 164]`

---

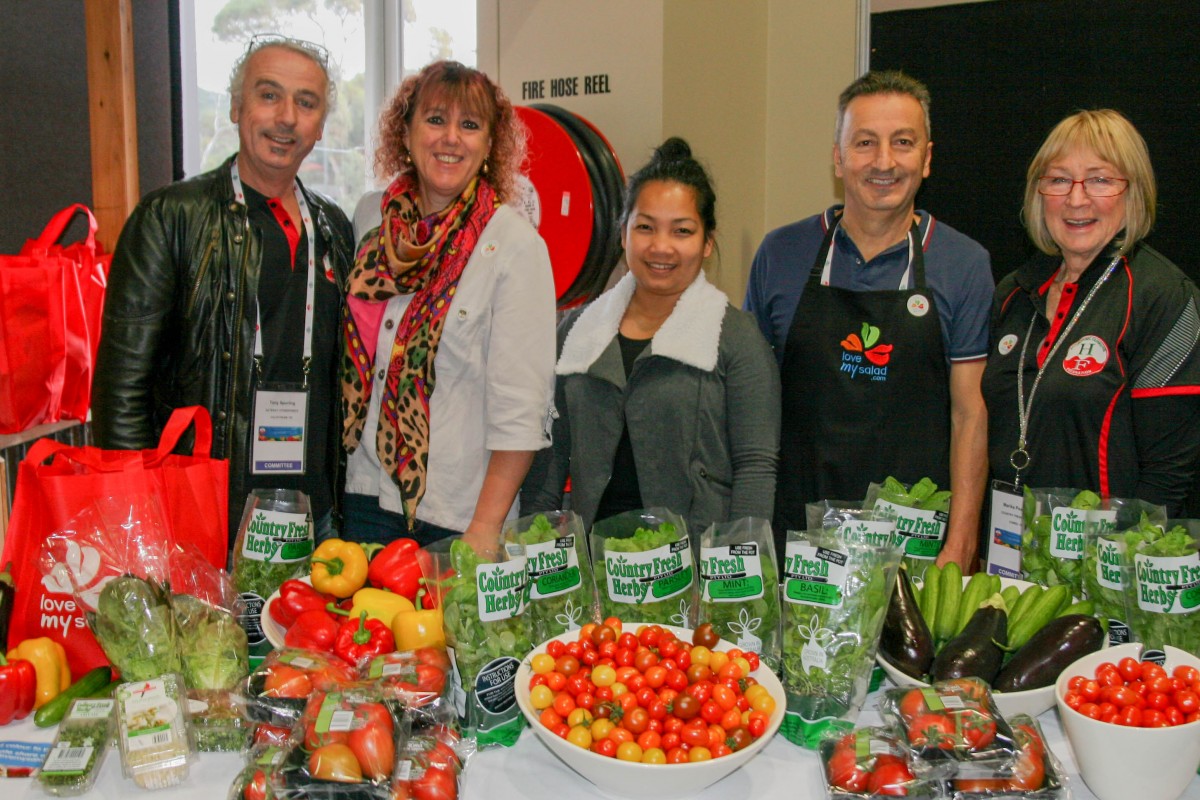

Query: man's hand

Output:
[943, 360, 988, 574]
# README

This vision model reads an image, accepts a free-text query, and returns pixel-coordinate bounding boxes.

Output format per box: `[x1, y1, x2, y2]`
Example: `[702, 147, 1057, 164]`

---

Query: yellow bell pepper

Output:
[310, 538, 369, 598]
[348, 587, 415, 626]
[7, 638, 70, 709]
[392, 607, 445, 651]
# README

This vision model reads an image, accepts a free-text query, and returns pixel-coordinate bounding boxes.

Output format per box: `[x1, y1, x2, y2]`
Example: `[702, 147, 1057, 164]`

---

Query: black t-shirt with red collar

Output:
[983, 241, 1200, 511]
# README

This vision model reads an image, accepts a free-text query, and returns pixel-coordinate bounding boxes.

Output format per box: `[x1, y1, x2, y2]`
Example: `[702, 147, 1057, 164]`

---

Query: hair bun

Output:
[654, 137, 693, 164]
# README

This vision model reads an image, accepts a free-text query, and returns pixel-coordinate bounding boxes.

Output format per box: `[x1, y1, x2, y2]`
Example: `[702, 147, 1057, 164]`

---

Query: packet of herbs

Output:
[1119, 518, 1200, 656]
[244, 648, 357, 727]
[697, 516, 781, 673]
[878, 677, 1018, 778]
[268, 687, 401, 800]
[817, 725, 941, 799]
[36, 698, 116, 796]
[38, 495, 182, 681]
[1081, 498, 1167, 646]
[228, 741, 290, 800]
[948, 713, 1071, 799]
[502, 510, 597, 641]
[115, 672, 194, 790]
[863, 476, 951, 583]
[422, 535, 532, 748]
[780, 510, 902, 749]
[1020, 487, 1103, 598]
[591, 507, 696, 628]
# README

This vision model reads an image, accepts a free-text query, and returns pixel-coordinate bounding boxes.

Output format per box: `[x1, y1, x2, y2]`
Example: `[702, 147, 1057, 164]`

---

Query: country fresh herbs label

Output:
[873, 500, 945, 559]
[239, 509, 311, 562]
[1134, 553, 1200, 614]
[604, 540, 693, 605]
[700, 543, 764, 602]
[1049, 506, 1087, 560]
[782, 543, 847, 608]
[475, 558, 528, 622]
[836, 520, 900, 550]
[1090, 508, 1118, 535]
[524, 536, 582, 600]
[1095, 537, 1125, 591]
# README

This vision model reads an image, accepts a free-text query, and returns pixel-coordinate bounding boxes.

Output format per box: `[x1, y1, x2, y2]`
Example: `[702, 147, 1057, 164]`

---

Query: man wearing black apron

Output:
[744, 71, 993, 569]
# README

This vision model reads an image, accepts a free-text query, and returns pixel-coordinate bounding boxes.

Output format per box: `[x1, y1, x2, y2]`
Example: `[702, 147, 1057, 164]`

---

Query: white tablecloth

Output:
[5, 690, 1199, 799]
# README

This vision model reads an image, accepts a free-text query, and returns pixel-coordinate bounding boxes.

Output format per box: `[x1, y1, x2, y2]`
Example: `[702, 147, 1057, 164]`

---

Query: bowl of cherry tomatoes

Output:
[1055, 642, 1200, 800]
[513, 620, 785, 799]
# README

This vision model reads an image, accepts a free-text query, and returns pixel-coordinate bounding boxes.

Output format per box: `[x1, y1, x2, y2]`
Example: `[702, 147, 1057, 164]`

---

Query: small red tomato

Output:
[827, 747, 869, 792]
[868, 760, 915, 796]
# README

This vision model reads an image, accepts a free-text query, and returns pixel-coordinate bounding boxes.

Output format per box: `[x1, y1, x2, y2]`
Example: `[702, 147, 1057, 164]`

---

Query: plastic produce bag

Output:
[1120, 518, 1200, 657]
[1020, 487, 1101, 598]
[780, 505, 902, 748]
[948, 713, 1070, 799]
[818, 726, 941, 799]
[424, 536, 531, 748]
[503, 510, 597, 641]
[697, 516, 781, 673]
[590, 507, 696, 627]
[1080, 497, 1166, 646]
[243, 648, 357, 728]
[864, 476, 951, 583]
[115, 673, 194, 790]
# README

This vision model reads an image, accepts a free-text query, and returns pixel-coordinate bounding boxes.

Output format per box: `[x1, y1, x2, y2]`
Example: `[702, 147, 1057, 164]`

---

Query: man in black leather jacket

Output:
[93, 36, 354, 546]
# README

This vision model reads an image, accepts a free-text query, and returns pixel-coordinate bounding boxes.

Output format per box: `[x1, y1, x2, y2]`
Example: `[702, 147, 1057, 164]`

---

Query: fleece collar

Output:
[557, 271, 729, 375]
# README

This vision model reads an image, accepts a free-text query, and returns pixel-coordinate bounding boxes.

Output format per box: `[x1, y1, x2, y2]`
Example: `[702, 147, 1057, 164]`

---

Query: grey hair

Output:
[228, 35, 337, 116]
[834, 70, 931, 144]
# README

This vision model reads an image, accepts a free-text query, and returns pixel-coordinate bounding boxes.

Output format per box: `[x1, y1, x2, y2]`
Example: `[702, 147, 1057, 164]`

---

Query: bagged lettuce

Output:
[1120, 518, 1200, 657]
[864, 476, 951, 583]
[697, 516, 781, 673]
[503, 510, 596, 641]
[590, 508, 695, 627]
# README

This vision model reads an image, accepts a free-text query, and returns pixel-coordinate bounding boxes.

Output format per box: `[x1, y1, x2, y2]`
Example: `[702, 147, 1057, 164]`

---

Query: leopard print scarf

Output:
[343, 173, 499, 526]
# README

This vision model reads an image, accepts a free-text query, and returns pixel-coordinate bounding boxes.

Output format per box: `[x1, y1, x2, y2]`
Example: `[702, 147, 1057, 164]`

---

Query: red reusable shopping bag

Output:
[0, 204, 110, 433]
[0, 406, 229, 676]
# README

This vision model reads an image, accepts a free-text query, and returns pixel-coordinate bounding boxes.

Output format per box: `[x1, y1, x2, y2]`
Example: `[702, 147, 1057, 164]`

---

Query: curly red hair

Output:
[374, 60, 526, 203]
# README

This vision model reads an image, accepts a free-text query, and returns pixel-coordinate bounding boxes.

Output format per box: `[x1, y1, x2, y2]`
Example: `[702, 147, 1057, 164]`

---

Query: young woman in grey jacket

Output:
[521, 138, 781, 535]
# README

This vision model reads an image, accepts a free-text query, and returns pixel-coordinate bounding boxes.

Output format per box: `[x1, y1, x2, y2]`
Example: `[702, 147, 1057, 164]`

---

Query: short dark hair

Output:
[835, 70, 931, 143]
[620, 137, 717, 239]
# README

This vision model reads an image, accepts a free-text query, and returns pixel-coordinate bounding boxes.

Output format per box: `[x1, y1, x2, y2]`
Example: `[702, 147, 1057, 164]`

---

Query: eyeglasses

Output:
[1036, 175, 1129, 197]
[246, 33, 330, 69]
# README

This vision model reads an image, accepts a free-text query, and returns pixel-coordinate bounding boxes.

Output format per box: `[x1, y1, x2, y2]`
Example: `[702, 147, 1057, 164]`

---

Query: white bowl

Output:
[877, 575, 1104, 718]
[1055, 643, 1200, 800]
[514, 625, 785, 799]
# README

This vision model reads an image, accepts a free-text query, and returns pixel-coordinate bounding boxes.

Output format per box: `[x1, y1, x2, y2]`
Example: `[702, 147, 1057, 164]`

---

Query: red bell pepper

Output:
[366, 539, 429, 602]
[284, 608, 340, 653]
[0, 653, 37, 725]
[271, 579, 337, 629]
[332, 611, 395, 665]
[416, 566, 457, 610]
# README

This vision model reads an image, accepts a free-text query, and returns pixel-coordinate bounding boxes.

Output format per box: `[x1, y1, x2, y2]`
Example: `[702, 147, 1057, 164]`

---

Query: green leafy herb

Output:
[1022, 488, 1100, 597]
[37, 699, 115, 795]
[172, 594, 249, 690]
[509, 513, 596, 641]
[697, 519, 781, 673]
[89, 575, 181, 682]
[1122, 522, 1200, 655]
[869, 476, 951, 582]
[593, 523, 696, 627]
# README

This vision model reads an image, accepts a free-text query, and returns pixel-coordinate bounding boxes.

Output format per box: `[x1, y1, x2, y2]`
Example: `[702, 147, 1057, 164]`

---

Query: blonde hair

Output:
[1024, 109, 1155, 256]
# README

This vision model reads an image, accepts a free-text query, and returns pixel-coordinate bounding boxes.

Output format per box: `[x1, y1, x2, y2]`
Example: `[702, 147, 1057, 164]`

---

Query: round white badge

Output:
[998, 334, 1018, 355]
[1063, 335, 1109, 376]
[907, 294, 930, 317]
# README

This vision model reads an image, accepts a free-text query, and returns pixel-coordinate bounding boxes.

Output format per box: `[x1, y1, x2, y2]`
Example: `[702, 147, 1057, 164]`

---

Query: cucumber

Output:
[34, 666, 113, 727]
[1007, 585, 1044, 629]
[1000, 584, 1021, 612]
[1057, 599, 1095, 618]
[934, 561, 962, 645]
[954, 572, 992, 637]
[1008, 584, 1073, 650]
[919, 564, 942, 636]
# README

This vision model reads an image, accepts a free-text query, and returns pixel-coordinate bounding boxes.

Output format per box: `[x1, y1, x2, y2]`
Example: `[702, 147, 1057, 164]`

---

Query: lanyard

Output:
[230, 161, 317, 387]
[820, 218, 917, 289]
[1010, 256, 1122, 484]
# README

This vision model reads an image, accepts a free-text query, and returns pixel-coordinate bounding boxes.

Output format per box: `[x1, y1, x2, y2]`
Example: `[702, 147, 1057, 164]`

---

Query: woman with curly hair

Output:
[342, 60, 556, 547]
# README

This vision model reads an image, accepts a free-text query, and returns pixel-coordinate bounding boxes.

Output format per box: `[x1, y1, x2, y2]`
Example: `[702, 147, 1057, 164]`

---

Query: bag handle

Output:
[152, 406, 214, 462]
[28, 204, 100, 254]
[24, 436, 139, 472]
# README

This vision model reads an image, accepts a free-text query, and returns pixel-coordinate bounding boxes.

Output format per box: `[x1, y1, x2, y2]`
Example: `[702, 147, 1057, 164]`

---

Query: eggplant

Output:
[930, 597, 1007, 684]
[993, 614, 1104, 693]
[878, 564, 935, 679]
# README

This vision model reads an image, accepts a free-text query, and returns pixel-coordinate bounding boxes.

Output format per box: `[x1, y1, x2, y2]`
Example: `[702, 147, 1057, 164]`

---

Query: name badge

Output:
[986, 480, 1024, 579]
[252, 383, 309, 475]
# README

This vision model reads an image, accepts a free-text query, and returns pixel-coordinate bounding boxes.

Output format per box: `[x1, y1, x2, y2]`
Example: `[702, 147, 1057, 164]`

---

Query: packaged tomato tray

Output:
[818, 726, 943, 799]
[391, 721, 471, 800]
[948, 714, 1070, 799]
[227, 743, 288, 800]
[268, 689, 402, 800]
[879, 677, 1018, 777]
[244, 648, 357, 727]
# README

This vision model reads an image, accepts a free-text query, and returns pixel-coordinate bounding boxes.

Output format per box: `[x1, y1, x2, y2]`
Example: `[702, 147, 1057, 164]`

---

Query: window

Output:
[179, 0, 476, 217]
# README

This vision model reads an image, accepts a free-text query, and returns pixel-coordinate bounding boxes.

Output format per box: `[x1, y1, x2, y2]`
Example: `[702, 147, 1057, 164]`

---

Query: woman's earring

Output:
[481, 159, 490, 176]
[404, 153, 412, 165]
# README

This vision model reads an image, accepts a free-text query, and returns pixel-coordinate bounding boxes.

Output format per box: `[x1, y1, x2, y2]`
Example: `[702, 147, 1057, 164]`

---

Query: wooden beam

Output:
[85, 0, 139, 252]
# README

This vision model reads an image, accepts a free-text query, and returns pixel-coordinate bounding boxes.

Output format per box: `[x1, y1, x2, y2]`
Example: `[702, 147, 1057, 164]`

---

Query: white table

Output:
[5, 690, 1199, 799]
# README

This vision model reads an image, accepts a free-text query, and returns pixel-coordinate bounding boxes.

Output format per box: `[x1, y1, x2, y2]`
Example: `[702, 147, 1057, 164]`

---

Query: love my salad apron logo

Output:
[839, 322, 892, 381]
[604, 540, 693, 605]
[1063, 334, 1109, 377]
[40, 540, 109, 633]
